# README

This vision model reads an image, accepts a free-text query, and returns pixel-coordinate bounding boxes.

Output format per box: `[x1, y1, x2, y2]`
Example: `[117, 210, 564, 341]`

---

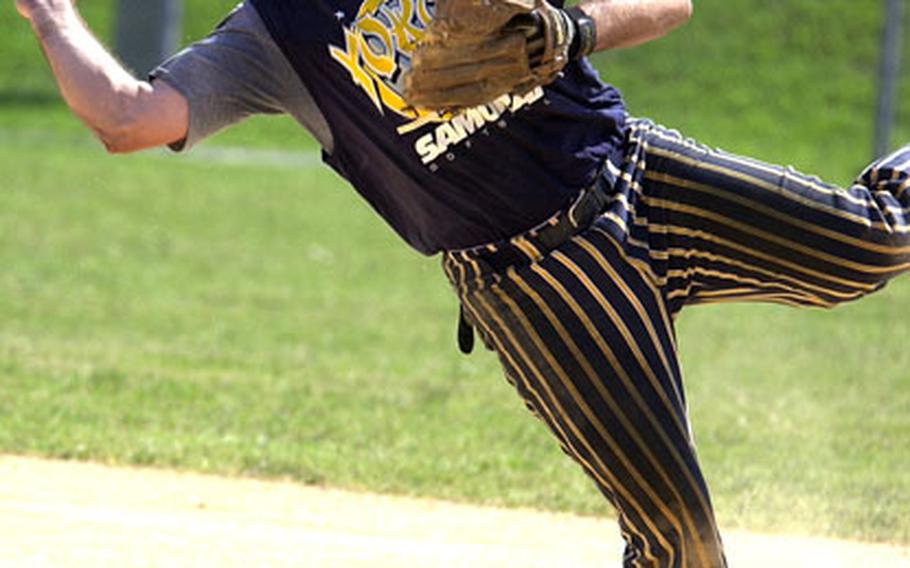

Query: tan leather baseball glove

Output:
[403, 0, 595, 111]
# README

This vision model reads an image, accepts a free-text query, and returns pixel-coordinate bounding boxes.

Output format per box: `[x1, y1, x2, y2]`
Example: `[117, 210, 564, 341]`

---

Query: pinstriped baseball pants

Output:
[442, 119, 910, 568]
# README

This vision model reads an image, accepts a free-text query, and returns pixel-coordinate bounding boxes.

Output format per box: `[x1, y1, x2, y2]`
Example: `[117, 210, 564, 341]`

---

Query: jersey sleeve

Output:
[149, 2, 333, 151]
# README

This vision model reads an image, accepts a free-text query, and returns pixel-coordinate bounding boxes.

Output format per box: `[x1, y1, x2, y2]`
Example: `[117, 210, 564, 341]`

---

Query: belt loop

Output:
[567, 193, 583, 229]
[567, 165, 609, 230]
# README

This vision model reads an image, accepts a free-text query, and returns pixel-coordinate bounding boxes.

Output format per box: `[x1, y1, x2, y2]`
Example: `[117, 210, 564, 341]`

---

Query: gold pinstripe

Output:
[876, 168, 903, 192]
[448, 253, 468, 293]
[657, 222, 882, 290]
[646, 142, 910, 236]
[463, 307, 644, 558]
[687, 296, 810, 309]
[487, 282, 686, 566]
[601, 188, 845, 298]
[537, 251, 723, 541]
[595, 209, 879, 293]
[456, 295, 647, 561]
[439, 123, 906, 568]
[603, 187, 635, 212]
[668, 280, 791, 302]
[547, 248, 688, 430]
[441, 255, 455, 289]
[448, 256, 472, 295]
[665, 273, 829, 306]
[587, 227, 682, 351]
[644, 168, 910, 256]
[513, 236, 543, 262]
[594, 209, 872, 319]
[688, 287, 810, 302]
[663, 267, 807, 303]
[598, 200, 880, 297]
[684, 290, 812, 308]
[589, 219, 668, 280]
[508, 267, 709, 566]
[509, 266, 710, 565]
[868, 167, 881, 188]
[569, 237, 687, 408]
[522, 259, 726, 564]
[583, 227, 700, 435]
[661, 246, 865, 302]
[663, 266, 831, 308]
[459, 250, 484, 291]
[646, 196, 910, 275]
[896, 177, 910, 200]
[867, 173, 910, 206]
[441, 254, 451, 280]
[462, 294, 588, 457]
[601, 209, 633, 233]
[459, 287, 668, 565]
[648, 129, 910, 224]
[442, 253, 457, 287]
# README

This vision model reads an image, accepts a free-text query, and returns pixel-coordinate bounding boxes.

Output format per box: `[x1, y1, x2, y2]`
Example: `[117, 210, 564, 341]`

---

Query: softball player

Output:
[15, 0, 910, 565]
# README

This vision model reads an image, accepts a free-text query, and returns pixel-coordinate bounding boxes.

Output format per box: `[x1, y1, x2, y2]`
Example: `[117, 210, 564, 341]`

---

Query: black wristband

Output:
[565, 6, 597, 60]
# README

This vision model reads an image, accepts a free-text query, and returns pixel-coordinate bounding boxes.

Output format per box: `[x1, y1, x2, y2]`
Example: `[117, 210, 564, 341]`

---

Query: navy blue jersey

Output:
[249, 0, 626, 254]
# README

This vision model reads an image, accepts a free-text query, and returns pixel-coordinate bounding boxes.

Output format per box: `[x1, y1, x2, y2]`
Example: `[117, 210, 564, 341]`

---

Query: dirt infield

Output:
[1, 455, 908, 567]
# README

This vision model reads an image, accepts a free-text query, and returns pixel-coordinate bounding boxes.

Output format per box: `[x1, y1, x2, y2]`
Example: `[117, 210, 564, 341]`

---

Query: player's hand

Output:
[15, 0, 76, 24]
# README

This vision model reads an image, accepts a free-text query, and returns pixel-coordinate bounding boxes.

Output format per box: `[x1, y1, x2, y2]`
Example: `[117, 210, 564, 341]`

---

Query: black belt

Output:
[456, 179, 610, 354]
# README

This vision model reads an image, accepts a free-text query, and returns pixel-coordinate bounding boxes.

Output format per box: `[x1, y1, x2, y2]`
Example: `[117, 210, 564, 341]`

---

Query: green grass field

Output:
[2, 0, 910, 545]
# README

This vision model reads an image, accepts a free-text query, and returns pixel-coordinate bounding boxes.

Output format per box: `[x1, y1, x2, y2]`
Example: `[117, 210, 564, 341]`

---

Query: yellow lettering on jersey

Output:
[375, 79, 419, 121]
[414, 91, 546, 165]
[478, 104, 500, 122]
[330, 0, 435, 119]
[382, 0, 422, 54]
[356, 16, 396, 78]
[329, 29, 382, 111]
[435, 123, 461, 148]
[511, 87, 544, 111]
[415, 131, 443, 163]
[357, 0, 385, 16]
[415, 0, 432, 30]
[451, 110, 487, 136]
[333, 0, 547, 166]
[491, 96, 510, 116]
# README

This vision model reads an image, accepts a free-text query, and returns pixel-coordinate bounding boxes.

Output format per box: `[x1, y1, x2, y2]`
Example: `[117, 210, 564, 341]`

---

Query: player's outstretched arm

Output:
[15, 0, 188, 153]
[578, 0, 692, 51]
[404, 0, 692, 110]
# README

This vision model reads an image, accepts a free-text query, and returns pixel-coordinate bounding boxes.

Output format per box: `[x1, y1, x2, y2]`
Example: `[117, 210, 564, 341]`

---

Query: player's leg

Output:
[603, 119, 910, 312]
[444, 235, 727, 568]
